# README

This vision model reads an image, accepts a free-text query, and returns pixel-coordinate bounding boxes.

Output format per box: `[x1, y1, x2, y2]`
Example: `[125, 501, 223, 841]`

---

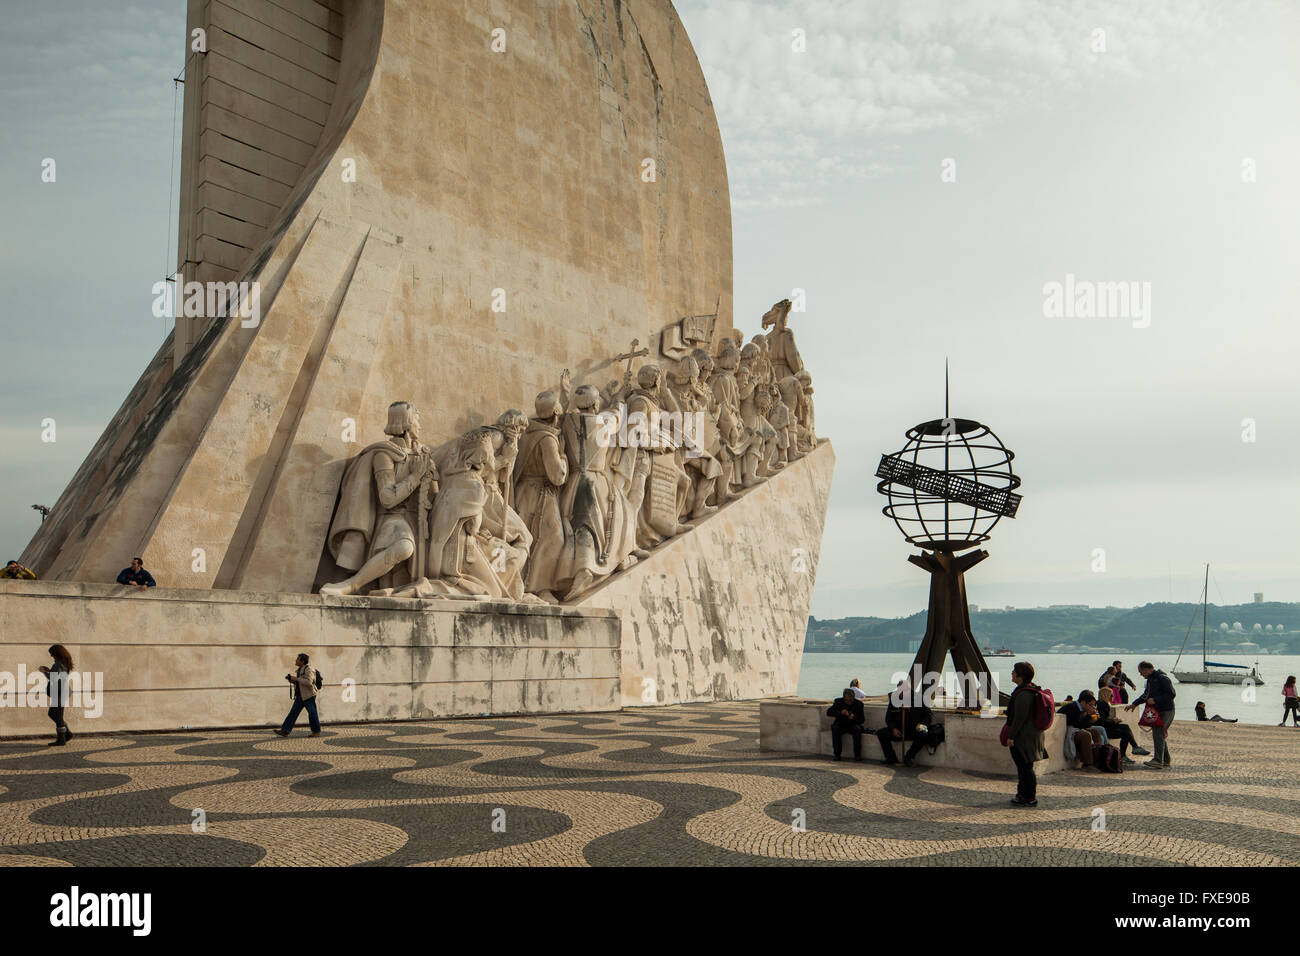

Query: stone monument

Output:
[3, 0, 835, 735]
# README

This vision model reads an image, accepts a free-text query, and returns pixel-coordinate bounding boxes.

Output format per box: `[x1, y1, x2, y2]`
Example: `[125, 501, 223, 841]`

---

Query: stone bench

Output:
[759, 697, 1145, 776]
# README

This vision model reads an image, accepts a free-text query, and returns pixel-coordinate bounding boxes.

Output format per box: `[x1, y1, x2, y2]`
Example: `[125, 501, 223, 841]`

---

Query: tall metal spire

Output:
[944, 358, 949, 420]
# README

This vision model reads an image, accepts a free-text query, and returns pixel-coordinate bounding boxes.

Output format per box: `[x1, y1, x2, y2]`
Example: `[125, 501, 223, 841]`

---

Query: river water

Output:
[797, 652, 1300, 727]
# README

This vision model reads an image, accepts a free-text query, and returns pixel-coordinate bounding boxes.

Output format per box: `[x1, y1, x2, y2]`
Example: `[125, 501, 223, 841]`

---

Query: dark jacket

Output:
[1058, 700, 1098, 730]
[882, 699, 932, 739]
[46, 659, 69, 709]
[1133, 670, 1176, 711]
[117, 566, 157, 587]
[1006, 683, 1047, 762]
[826, 697, 864, 730]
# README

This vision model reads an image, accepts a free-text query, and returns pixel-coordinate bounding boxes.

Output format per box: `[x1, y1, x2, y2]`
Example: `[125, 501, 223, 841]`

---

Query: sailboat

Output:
[1172, 564, 1266, 686]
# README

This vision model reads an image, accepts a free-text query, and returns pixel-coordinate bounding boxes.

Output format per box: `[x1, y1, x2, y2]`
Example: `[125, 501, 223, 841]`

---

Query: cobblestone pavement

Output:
[0, 702, 1296, 866]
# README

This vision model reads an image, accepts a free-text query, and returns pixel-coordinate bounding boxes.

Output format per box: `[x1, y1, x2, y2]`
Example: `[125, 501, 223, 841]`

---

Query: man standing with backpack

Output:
[275, 653, 322, 737]
[1126, 661, 1175, 769]
[1004, 661, 1051, 806]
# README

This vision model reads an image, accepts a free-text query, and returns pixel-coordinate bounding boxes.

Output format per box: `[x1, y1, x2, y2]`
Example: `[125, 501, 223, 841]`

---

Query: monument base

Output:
[581, 440, 834, 706]
[0, 582, 619, 737]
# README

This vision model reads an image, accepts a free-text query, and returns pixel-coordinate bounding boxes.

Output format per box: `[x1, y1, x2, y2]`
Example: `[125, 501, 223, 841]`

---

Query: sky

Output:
[1, 1, 1298, 620]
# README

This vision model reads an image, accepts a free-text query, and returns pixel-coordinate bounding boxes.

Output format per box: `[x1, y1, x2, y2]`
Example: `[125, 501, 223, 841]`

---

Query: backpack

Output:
[313, 668, 324, 691]
[925, 722, 945, 754]
[1092, 743, 1123, 773]
[1030, 685, 1056, 730]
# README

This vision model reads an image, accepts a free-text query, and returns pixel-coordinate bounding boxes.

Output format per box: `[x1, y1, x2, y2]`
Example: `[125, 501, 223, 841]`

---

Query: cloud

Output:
[676, 0, 1227, 208]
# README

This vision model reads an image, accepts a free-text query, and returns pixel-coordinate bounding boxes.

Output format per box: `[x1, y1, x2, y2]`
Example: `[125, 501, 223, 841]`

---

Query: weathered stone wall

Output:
[24, 0, 734, 593]
[579, 441, 835, 706]
[0, 581, 619, 736]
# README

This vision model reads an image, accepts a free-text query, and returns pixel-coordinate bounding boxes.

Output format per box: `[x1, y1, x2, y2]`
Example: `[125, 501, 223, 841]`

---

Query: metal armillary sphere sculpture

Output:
[875, 371, 1023, 708]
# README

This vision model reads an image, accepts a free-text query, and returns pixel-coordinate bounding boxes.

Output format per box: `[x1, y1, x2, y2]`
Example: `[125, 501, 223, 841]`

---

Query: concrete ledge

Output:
[0, 582, 620, 736]
[760, 698, 1145, 776]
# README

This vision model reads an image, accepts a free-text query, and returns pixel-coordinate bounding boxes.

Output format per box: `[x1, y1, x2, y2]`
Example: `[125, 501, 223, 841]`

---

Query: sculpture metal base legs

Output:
[904, 549, 1001, 709]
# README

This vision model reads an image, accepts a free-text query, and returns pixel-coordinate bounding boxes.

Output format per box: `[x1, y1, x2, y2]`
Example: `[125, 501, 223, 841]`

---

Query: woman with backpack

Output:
[1005, 661, 1048, 807]
[274, 653, 322, 737]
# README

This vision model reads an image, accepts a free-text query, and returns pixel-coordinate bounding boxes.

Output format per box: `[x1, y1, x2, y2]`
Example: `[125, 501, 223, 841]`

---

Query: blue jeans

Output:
[281, 696, 321, 734]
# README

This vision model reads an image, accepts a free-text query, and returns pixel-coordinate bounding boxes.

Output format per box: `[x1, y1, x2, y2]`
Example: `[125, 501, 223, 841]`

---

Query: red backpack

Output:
[1029, 685, 1055, 730]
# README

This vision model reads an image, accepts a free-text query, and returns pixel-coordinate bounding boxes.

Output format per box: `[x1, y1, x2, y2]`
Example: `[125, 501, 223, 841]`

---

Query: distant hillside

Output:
[807, 602, 1300, 656]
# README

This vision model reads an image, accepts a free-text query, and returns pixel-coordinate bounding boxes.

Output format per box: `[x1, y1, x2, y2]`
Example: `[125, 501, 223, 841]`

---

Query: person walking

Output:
[1281, 676, 1299, 727]
[1005, 661, 1046, 806]
[37, 644, 74, 746]
[274, 653, 321, 737]
[826, 688, 866, 761]
[1126, 661, 1175, 769]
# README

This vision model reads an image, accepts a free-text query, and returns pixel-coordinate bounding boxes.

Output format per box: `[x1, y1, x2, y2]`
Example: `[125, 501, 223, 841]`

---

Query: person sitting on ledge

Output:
[876, 681, 936, 767]
[827, 689, 866, 761]
[116, 557, 156, 590]
[2, 560, 35, 580]
[1194, 702, 1237, 723]
[848, 678, 867, 700]
[1057, 692, 1107, 768]
[1092, 690, 1148, 760]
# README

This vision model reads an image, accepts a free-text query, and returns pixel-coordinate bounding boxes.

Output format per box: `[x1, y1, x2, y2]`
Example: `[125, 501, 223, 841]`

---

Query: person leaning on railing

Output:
[2, 560, 36, 580]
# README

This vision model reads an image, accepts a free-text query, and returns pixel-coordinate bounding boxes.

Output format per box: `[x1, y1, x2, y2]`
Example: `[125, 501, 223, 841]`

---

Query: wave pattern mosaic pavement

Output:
[0, 703, 1296, 866]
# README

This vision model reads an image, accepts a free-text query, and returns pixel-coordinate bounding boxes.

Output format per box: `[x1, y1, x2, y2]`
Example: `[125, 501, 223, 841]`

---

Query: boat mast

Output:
[1202, 563, 1208, 670]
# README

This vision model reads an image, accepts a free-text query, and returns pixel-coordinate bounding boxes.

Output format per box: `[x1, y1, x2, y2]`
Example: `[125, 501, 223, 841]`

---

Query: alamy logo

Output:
[0, 667, 103, 718]
[593, 403, 708, 459]
[889, 665, 1000, 707]
[49, 886, 151, 936]
[151, 279, 262, 328]
[1042, 273, 1151, 328]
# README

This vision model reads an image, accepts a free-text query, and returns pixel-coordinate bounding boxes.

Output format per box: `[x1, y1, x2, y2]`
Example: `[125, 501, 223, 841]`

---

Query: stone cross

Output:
[614, 339, 650, 377]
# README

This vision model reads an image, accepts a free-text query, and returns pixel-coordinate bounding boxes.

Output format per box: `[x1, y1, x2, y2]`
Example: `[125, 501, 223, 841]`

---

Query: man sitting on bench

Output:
[876, 682, 936, 767]
[826, 688, 866, 761]
[1058, 692, 1107, 767]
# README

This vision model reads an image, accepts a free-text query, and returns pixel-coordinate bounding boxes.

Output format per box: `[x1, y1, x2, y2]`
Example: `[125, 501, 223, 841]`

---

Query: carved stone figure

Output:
[777, 375, 807, 462]
[486, 409, 528, 508]
[623, 363, 689, 547]
[513, 390, 570, 603]
[668, 357, 725, 517]
[796, 368, 816, 450]
[766, 382, 799, 465]
[387, 427, 532, 601]
[554, 386, 638, 601]
[320, 402, 437, 596]
[761, 298, 805, 383]
[738, 347, 782, 476]
[749, 333, 774, 386]
[711, 347, 763, 489]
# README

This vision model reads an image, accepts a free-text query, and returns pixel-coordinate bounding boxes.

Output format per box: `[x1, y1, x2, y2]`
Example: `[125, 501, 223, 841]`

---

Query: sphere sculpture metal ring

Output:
[876, 417, 1022, 553]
